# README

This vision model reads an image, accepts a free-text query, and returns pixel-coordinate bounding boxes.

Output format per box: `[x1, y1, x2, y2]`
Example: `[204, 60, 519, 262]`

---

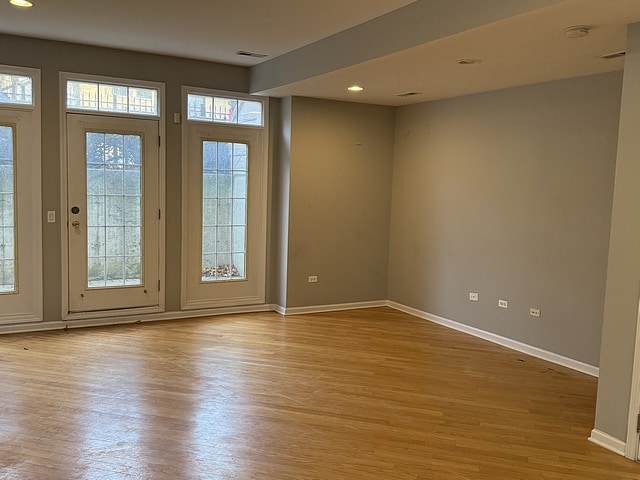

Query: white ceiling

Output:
[1, 0, 640, 105]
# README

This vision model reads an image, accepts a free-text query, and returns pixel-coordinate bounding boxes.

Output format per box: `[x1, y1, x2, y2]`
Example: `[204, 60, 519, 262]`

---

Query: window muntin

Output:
[0, 73, 33, 106]
[187, 94, 263, 126]
[201, 141, 247, 282]
[0, 125, 15, 293]
[67, 80, 159, 117]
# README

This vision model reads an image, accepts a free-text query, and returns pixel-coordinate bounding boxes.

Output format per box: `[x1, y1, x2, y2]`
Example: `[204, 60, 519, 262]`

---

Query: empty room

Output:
[2, 0, 640, 478]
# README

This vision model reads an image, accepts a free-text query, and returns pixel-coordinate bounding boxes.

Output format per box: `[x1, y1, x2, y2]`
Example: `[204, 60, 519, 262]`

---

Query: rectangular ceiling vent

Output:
[599, 51, 626, 60]
[235, 50, 268, 58]
[396, 91, 422, 98]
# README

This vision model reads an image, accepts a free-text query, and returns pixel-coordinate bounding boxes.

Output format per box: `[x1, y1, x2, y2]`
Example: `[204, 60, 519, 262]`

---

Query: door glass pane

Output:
[86, 132, 143, 288]
[0, 125, 15, 293]
[202, 141, 247, 281]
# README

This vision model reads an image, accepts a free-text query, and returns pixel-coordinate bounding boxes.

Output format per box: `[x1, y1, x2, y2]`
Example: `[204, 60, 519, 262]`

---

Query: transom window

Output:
[187, 93, 263, 126]
[67, 80, 159, 117]
[0, 73, 33, 106]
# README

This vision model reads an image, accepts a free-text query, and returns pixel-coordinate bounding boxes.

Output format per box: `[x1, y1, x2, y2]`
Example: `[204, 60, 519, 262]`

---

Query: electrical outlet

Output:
[469, 292, 479, 301]
[530, 308, 541, 318]
[308, 275, 318, 283]
[498, 299, 508, 309]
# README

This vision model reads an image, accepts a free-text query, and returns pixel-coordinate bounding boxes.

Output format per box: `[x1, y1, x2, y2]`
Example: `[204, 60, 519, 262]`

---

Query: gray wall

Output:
[283, 97, 395, 308]
[0, 34, 249, 320]
[269, 97, 291, 307]
[595, 22, 640, 443]
[388, 72, 623, 366]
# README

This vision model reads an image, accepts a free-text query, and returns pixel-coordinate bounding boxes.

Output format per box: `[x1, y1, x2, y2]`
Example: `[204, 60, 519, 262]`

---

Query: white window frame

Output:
[0, 64, 42, 324]
[60, 72, 166, 320]
[181, 86, 268, 310]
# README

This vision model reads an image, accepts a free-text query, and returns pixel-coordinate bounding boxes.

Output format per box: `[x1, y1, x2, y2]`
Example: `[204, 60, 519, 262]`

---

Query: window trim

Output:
[0, 64, 42, 324]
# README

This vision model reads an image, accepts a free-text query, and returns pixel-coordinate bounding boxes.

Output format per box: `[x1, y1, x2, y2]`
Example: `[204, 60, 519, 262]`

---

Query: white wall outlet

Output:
[308, 275, 318, 283]
[498, 299, 508, 309]
[469, 292, 479, 301]
[47, 211, 56, 223]
[530, 308, 541, 318]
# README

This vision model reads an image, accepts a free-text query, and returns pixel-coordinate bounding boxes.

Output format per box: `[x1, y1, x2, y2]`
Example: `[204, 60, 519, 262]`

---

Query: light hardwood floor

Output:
[0, 307, 638, 479]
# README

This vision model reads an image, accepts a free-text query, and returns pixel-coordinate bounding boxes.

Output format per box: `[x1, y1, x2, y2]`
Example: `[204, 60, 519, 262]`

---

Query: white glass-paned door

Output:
[183, 124, 266, 309]
[67, 114, 159, 312]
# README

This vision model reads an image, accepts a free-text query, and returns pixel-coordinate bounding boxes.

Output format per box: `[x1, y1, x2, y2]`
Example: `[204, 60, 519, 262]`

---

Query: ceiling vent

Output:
[396, 91, 422, 98]
[599, 51, 626, 60]
[235, 51, 268, 58]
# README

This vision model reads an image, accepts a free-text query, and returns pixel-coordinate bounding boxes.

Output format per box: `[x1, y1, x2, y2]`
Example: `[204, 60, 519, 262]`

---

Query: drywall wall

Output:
[0, 34, 249, 320]
[595, 22, 640, 444]
[284, 97, 394, 309]
[388, 72, 622, 366]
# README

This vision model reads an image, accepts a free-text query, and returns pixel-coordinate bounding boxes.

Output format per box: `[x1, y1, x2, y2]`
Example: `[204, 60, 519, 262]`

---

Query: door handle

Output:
[71, 220, 80, 228]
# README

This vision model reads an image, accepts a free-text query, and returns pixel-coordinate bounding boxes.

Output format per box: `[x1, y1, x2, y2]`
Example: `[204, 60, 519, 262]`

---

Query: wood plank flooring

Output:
[0, 307, 638, 479]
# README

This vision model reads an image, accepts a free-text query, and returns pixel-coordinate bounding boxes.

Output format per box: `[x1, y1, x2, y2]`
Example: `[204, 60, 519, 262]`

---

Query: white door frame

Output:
[625, 297, 640, 460]
[60, 73, 166, 320]
[180, 87, 268, 310]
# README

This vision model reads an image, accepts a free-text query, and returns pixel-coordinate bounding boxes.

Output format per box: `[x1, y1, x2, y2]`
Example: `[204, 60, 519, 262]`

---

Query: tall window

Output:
[0, 125, 15, 292]
[182, 89, 267, 309]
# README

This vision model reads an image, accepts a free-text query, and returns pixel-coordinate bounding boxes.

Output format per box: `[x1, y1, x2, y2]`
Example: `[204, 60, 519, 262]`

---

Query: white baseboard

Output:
[589, 429, 627, 456]
[280, 300, 387, 316]
[387, 301, 599, 377]
[0, 303, 279, 335]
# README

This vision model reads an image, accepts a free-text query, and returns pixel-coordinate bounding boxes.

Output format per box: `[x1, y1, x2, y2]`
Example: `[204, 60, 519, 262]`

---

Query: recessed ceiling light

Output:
[456, 58, 481, 65]
[348, 85, 364, 92]
[564, 25, 590, 38]
[9, 0, 33, 7]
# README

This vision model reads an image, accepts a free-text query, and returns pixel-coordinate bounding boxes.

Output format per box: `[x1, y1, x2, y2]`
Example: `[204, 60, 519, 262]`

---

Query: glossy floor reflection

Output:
[0, 308, 639, 479]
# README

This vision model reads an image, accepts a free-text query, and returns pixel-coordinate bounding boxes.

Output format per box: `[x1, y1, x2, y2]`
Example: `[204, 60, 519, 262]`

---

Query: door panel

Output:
[67, 114, 159, 312]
